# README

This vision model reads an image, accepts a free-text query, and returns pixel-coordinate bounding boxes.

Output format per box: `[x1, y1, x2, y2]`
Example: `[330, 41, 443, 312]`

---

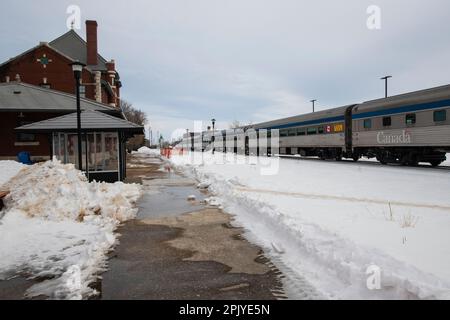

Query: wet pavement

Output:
[137, 186, 206, 219]
[99, 152, 285, 300]
[0, 151, 285, 300]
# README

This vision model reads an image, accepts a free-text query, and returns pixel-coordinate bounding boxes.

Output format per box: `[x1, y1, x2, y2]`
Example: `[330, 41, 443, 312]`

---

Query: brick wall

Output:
[0, 45, 117, 107]
[0, 111, 65, 160]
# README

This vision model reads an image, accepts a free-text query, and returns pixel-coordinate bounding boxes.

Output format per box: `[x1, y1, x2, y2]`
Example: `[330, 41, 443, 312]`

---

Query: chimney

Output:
[86, 20, 98, 66]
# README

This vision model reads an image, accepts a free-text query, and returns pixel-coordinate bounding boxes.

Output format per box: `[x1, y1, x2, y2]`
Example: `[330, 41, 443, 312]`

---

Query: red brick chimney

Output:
[86, 20, 98, 66]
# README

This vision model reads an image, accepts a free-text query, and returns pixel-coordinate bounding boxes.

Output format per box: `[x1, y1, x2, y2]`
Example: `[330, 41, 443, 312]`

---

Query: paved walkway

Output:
[99, 152, 285, 300]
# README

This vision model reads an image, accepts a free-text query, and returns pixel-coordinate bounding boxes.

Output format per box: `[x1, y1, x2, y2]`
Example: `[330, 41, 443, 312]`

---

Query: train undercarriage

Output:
[255, 145, 447, 167]
[353, 147, 447, 167]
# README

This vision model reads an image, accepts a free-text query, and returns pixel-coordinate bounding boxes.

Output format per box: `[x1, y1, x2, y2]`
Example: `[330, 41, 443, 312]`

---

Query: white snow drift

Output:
[0, 160, 141, 299]
[167, 151, 450, 300]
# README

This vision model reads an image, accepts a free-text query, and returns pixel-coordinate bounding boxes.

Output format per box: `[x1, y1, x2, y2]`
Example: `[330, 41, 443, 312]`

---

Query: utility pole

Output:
[381, 76, 392, 98]
[310, 99, 317, 113]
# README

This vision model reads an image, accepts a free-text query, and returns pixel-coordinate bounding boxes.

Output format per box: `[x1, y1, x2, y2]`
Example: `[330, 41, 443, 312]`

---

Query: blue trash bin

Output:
[17, 151, 32, 165]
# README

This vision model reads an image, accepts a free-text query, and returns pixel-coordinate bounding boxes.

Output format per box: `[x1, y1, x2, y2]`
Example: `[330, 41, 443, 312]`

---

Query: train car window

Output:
[288, 129, 297, 136]
[434, 110, 447, 122]
[318, 127, 324, 134]
[363, 119, 372, 129]
[297, 129, 306, 136]
[382, 117, 391, 127]
[280, 130, 288, 137]
[307, 128, 317, 135]
[406, 113, 416, 125]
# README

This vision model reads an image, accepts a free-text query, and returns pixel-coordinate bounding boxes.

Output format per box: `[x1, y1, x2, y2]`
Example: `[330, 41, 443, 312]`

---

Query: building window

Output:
[79, 85, 86, 98]
[382, 116, 391, 127]
[17, 121, 36, 142]
[297, 128, 306, 136]
[307, 128, 317, 135]
[318, 126, 324, 134]
[406, 113, 416, 125]
[363, 119, 372, 129]
[434, 110, 447, 122]
[288, 129, 297, 136]
[280, 130, 288, 137]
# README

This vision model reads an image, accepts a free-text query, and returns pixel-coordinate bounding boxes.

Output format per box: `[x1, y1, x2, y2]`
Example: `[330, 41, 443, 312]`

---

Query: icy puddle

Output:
[137, 185, 206, 218]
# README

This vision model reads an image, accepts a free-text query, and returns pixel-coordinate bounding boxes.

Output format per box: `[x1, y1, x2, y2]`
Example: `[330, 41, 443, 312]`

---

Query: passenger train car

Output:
[351, 85, 450, 166]
[182, 84, 450, 166]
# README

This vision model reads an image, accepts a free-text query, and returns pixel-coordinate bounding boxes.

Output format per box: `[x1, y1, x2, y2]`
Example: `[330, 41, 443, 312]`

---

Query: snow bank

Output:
[0, 160, 141, 299]
[0, 160, 25, 187]
[169, 152, 450, 300]
[135, 146, 160, 155]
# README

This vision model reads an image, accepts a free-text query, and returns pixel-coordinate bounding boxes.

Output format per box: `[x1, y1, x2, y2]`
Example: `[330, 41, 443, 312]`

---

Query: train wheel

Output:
[430, 160, 442, 167]
[377, 156, 387, 165]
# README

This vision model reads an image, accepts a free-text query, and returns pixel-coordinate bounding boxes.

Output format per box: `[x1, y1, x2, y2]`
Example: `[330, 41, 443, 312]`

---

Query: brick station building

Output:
[0, 21, 143, 181]
[0, 20, 120, 107]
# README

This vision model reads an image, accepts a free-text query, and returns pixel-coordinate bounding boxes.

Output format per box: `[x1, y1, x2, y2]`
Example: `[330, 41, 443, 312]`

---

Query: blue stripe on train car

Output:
[262, 115, 345, 130]
[352, 99, 450, 120]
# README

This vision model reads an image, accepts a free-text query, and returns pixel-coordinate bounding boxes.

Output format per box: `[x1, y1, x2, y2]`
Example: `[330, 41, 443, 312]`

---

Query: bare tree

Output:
[120, 100, 148, 126]
[229, 120, 241, 129]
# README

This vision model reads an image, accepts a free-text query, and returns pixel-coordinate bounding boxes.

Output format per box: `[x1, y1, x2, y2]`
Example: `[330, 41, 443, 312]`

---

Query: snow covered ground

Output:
[133, 146, 161, 156]
[167, 151, 450, 300]
[0, 160, 141, 299]
[0, 161, 25, 186]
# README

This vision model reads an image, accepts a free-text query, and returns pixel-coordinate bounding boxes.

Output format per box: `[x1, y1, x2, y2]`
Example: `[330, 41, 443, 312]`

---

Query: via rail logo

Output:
[377, 129, 412, 144]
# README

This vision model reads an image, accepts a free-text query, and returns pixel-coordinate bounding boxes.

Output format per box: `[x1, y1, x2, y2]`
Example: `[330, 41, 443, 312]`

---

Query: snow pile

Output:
[0, 160, 142, 299]
[169, 152, 450, 300]
[135, 146, 160, 155]
[0, 160, 25, 186]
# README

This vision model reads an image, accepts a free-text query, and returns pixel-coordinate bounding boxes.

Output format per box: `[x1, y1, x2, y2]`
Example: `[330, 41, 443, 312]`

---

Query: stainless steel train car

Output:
[252, 105, 353, 160]
[351, 85, 450, 166]
[182, 84, 450, 166]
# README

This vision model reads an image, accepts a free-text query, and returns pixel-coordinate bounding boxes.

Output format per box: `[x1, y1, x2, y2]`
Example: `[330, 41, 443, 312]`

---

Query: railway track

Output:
[235, 187, 450, 211]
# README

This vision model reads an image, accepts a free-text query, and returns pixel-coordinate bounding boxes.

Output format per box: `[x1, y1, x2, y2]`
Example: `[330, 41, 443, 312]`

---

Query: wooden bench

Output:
[0, 190, 10, 210]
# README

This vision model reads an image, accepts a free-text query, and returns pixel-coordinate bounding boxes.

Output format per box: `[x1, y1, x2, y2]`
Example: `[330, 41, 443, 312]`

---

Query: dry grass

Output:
[400, 213, 420, 228]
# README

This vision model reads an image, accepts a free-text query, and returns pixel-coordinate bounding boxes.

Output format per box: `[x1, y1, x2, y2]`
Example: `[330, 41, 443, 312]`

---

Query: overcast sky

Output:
[1, 0, 450, 140]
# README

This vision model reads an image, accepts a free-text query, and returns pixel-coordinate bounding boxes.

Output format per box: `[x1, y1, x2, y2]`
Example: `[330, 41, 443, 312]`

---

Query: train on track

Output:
[182, 84, 450, 166]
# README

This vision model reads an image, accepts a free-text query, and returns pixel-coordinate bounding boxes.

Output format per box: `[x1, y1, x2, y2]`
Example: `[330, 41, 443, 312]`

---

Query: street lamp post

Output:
[211, 119, 216, 154]
[70, 61, 86, 171]
[311, 99, 317, 113]
[381, 75, 392, 98]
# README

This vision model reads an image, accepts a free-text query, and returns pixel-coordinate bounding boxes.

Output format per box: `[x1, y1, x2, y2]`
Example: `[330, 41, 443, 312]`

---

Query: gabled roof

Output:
[49, 30, 108, 71]
[0, 30, 111, 73]
[0, 42, 75, 70]
[15, 110, 143, 133]
[0, 82, 118, 113]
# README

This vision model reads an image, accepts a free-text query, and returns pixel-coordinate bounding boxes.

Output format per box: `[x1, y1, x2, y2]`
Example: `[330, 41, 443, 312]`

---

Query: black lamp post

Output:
[311, 99, 317, 113]
[211, 119, 216, 154]
[381, 75, 392, 98]
[70, 61, 86, 170]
